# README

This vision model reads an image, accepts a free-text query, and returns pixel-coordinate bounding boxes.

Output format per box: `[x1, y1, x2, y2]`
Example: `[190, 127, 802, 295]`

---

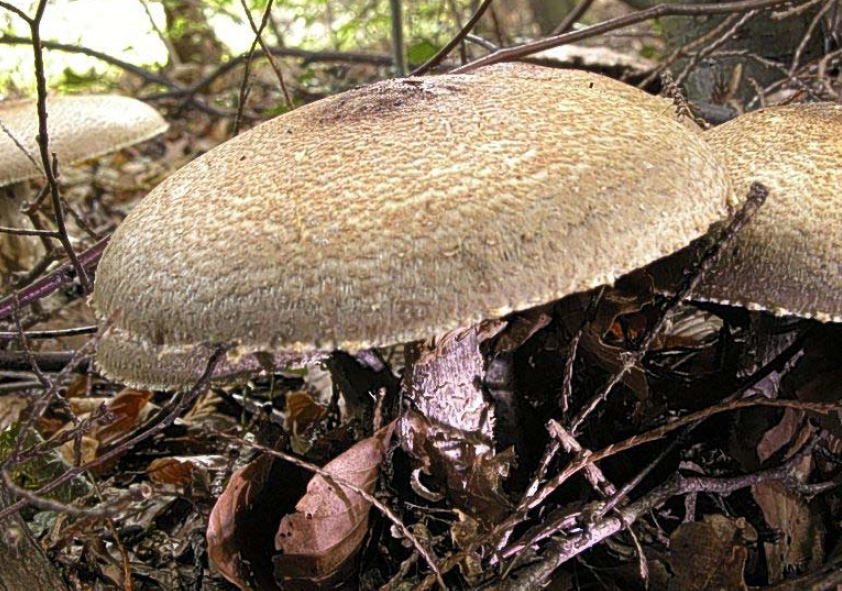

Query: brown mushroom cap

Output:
[649, 102, 842, 322]
[472, 62, 700, 131]
[92, 63, 732, 389]
[0, 95, 168, 187]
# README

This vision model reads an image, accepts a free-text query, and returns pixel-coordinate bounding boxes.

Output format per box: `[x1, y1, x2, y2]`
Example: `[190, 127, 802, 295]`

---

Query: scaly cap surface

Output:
[0, 95, 168, 187]
[93, 63, 732, 389]
[649, 102, 842, 321]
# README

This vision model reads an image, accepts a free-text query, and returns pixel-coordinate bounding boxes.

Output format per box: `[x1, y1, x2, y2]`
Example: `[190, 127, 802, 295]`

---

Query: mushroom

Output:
[648, 102, 842, 322]
[92, 63, 731, 390]
[91, 63, 732, 514]
[0, 95, 168, 287]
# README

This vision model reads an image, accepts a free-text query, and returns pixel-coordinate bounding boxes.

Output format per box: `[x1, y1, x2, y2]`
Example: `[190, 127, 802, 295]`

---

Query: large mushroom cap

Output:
[649, 102, 842, 322]
[0, 95, 168, 187]
[93, 63, 732, 389]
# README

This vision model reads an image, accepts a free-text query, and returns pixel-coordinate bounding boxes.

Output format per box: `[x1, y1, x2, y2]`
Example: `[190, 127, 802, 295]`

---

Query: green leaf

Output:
[407, 40, 440, 66]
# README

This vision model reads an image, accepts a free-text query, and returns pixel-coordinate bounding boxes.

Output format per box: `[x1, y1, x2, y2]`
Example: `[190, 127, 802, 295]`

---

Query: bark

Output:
[0, 483, 68, 591]
[162, 0, 224, 65]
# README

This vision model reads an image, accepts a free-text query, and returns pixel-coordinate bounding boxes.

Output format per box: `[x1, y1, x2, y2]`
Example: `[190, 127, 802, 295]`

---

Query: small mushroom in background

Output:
[649, 102, 842, 323]
[91, 63, 732, 527]
[0, 95, 168, 289]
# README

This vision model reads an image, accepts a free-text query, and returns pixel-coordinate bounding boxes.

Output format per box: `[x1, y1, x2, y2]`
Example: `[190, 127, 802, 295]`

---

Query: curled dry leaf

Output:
[285, 391, 328, 439]
[207, 454, 277, 591]
[273, 421, 396, 589]
[207, 422, 396, 591]
[58, 388, 154, 467]
[94, 388, 154, 445]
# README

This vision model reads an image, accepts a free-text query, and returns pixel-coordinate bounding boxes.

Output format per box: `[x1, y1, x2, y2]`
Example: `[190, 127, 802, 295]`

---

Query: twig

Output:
[137, 0, 181, 66]
[0, 226, 58, 237]
[1, 471, 116, 518]
[568, 182, 769, 433]
[21, 0, 91, 292]
[0, 348, 225, 521]
[238, 0, 293, 110]
[389, 0, 406, 76]
[0, 325, 98, 342]
[551, 0, 597, 35]
[788, 0, 836, 75]
[411, 0, 496, 75]
[3, 335, 96, 468]
[414, 395, 837, 590]
[673, 10, 760, 88]
[450, 0, 801, 73]
[0, 236, 109, 323]
[499, 440, 815, 589]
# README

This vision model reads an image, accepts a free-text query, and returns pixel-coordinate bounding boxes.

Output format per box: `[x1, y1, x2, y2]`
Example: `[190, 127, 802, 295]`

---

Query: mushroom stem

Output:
[401, 321, 514, 522]
[0, 182, 43, 289]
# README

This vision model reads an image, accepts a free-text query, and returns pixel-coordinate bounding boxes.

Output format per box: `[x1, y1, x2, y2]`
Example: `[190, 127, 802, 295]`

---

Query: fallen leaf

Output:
[668, 514, 752, 591]
[0, 395, 27, 432]
[285, 391, 328, 439]
[147, 455, 226, 488]
[752, 479, 824, 582]
[207, 454, 278, 591]
[273, 421, 396, 589]
[757, 408, 804, 463]
[94, 388, 154, 445]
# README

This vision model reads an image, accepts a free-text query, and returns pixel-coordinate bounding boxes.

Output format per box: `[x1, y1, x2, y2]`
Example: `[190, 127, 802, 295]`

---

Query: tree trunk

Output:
[162, 0, 225, 65]
[0, 483, 69, 591]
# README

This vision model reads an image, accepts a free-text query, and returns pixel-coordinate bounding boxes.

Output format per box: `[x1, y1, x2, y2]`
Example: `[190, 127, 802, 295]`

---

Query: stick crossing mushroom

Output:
[0, 95, 168, 288]
[648, 102, 842, 322]
[91, 63, 733, 391]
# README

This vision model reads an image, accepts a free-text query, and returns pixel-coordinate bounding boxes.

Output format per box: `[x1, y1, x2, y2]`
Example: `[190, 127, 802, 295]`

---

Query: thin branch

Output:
[413, 395, 837, 590]
[389, 0, 406, 76]
[0, 236, 109, 323]
[0, 325, 98, 342]
[0, 0, 32, 23]
[25, 0, 91, 293]
[499, 441, 816, 589]
[551, 0, 597, 36]
[238, 0, 293, 110]
[136, 0, 181, 66]
[568, 182, 769, 432]
[411, 0, 495, 75]
[0, 348, 225, 520]
[0, 226, 58, 237]
[451, 0, 800, 73]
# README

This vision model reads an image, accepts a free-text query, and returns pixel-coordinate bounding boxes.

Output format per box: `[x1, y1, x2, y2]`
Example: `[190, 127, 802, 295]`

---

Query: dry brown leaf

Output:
[147, 455, 226, 488]
[94, 388, 154, 445]
[0, 395, 28, 432]
[493, 306, 552, 354]
[58, 434, 99, 466]
[207, 454, 277, 591]
[668, 514, 752, 591]
[757, 408, 805, 463]
[285, 391, 328, 437]
[273, 421, 396, 588]
[752, 479, 824, 582]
